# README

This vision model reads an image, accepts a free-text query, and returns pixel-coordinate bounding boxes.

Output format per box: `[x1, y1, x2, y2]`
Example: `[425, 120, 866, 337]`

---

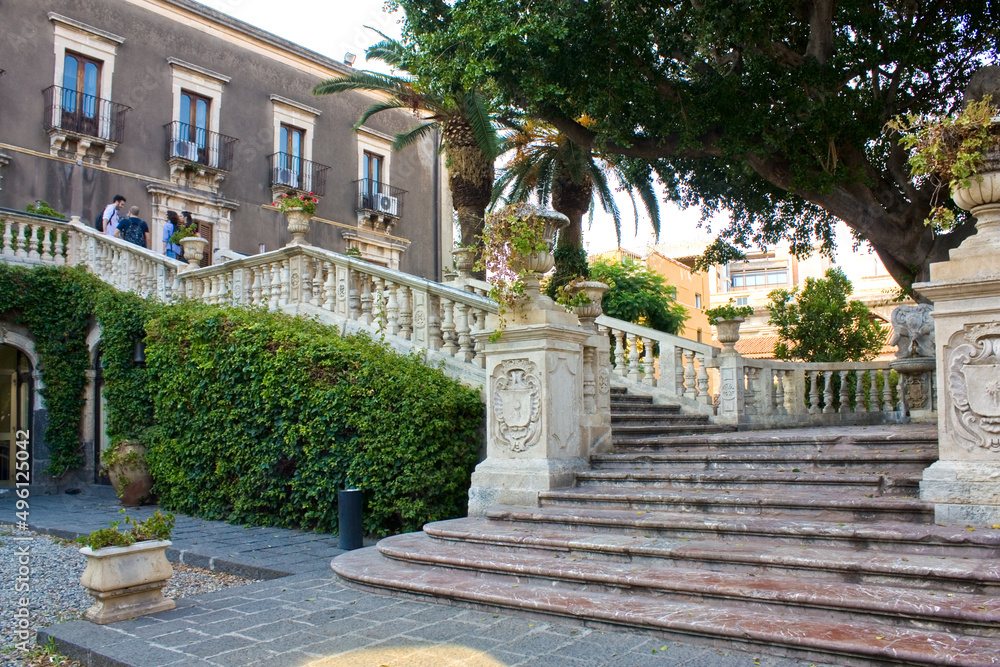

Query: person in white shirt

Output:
[102, 195, 127, 237]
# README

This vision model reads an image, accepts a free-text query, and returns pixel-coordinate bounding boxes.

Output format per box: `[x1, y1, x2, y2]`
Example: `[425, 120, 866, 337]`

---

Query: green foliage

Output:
[0, 265, 99, 475]
[168, 225, 196, 245]
[394, 0, 1000, 290]
[704, 300, 754, 324]
[589, 257, 687, 334]
[887, 96, 1000, 229]
[767, 268, 887, 362]
[545, 243, 590, 298]
[25, 200, 66, 219]
[77, 509, 175, 550]
[143, 301, 483, 537]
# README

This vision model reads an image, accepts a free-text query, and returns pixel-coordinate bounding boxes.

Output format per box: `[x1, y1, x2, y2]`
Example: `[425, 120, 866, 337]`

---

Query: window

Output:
[695, 293, 702, 309]
[61, 52, 101, 127]
[736, 297, 749, 306]
[167, 58, 230, 171]
[731, 270, 786, 288]
[276, 124, 304, 186]
[363, 151, 383, 190]
[179, 91, 210, 149]
[269, 96, 321, 193]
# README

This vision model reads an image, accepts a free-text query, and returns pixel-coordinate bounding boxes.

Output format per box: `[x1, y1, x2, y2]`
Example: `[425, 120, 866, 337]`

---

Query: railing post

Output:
[716, 337, 746, 425]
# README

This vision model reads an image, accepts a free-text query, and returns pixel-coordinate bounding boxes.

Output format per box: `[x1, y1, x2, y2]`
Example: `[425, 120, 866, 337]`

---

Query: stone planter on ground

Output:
[178, 236, 209, 270]
[80, 540, 174, 624]
[105, 441, 154, 507]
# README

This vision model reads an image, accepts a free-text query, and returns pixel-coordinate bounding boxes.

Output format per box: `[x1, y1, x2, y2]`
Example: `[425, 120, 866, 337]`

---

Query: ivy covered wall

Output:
[0, 265, 484, 536]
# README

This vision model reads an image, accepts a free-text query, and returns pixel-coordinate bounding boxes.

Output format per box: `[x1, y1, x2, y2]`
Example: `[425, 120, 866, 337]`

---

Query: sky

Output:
[197, 0, 877, 268]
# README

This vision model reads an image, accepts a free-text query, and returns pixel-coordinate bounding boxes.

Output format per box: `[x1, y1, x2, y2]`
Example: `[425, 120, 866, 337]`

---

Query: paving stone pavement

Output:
[2, 489, 837, 667]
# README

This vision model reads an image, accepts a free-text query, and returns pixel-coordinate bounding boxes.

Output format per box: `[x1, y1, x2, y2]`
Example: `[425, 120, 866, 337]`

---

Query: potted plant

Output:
[102, 440, 154, 507]
[705, 300, 755, 354]
[273, 191, 319, 245]
[77, 510, 176, 624]
[478, 203, 569, 339]
[170, 224, 208, 268]
[555, 276, 609, 328]
[888, 95, 1000, 227]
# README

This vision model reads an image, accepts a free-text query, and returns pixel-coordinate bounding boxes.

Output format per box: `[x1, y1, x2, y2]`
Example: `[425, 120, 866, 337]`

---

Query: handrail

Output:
[267, 153, 331, 196]
[43, 85, 130, 144]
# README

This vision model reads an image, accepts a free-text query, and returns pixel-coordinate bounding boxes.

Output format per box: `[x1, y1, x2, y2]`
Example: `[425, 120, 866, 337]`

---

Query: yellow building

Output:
[589, 248, 711, 343]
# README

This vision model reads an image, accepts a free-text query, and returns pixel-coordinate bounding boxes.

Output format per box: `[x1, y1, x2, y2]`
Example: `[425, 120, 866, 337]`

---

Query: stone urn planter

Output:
[178, 236, 208, 269]
[105, 441, 154, 507]
[568, 280, 610, 328]
[714, 318, 745, 355]
[452, 246, 477, 278]
[284, 207, 313, 245]
[505, 205, 569, 300]
[949, 150, 1000, 252]
[80, 540, 175, 624]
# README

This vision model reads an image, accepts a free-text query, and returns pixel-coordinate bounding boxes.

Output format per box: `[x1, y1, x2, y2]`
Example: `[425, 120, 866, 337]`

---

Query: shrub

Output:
[77, 510, 175, 550]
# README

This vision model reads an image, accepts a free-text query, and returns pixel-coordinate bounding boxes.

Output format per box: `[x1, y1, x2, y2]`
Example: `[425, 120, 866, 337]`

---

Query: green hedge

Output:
[144, 302, 483, 536]
[0, 265, 484, 536]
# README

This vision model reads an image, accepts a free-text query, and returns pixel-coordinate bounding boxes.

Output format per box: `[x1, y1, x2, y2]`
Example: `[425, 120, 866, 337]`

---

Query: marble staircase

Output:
[332, 389, 1000, 665]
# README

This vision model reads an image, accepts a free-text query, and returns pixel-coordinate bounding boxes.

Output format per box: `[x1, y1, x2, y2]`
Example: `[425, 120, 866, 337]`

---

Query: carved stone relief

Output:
[949, 323, 1000, 452]
[890, 304, 935, 359]
[492, 359, 541, 453]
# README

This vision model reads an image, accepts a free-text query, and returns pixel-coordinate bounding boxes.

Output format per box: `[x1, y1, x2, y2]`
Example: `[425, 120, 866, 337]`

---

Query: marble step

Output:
[575, 470, 921, 495]
[592, 450, 937, 472]
[333, 547, 1000, 666]
[423, 517, 1000, 594]
[611, 417, 715, 430]
[610, 406, 684, 419]
[643, 430, 940, 449]
[613, 424, 737, 439]
[483, 506, 1000, 558]
[375, 532, 1000, 637]
[537, 486, 935, 522]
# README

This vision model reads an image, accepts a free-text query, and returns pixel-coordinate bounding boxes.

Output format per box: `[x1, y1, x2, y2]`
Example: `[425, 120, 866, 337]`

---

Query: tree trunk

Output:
[444, 118, 494, 279]
[549, 171, 592, 293]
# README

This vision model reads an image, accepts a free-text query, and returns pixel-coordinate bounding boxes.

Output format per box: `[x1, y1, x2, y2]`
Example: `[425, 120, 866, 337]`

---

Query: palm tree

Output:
[313, 36, 498, 257]
[493, 120, 662, 292]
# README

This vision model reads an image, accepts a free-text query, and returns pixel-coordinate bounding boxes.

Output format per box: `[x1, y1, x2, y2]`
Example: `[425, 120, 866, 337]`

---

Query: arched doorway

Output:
[0, 344, 32, 487]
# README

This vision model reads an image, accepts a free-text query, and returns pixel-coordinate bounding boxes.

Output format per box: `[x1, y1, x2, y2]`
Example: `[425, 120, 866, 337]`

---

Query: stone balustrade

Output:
[596, 315, 717, 413]
[0, 210, 70, 266]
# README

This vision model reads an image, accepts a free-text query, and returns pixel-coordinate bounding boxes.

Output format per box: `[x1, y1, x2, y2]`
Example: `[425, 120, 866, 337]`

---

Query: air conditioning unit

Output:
[274, 168, 298, 187]
[171, 140, 199, 161]
[374, 194, 398, 217]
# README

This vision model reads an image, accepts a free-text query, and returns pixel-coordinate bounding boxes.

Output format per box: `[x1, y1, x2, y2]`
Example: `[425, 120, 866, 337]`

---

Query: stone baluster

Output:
[642, 338, 656, 385]
[868, 370, 880, 413]
[371, 277, 386, 332]
[427, 294, 443, 351]
[853, 372, 866, 412]
[398, 285, 413, 340]
[347, 270, 361, 320]
[897, 372, 907, 414]
[249, 266, 261, 305]
[683, 350, 697, 400]
[456, 302, 473, 362]
[41, 228, 53, 263]
[822, 370, 835, 414]
[627, 334, 641, 382]
[26, 225, 40, 261]
[839, 370, 851, 413]
[440, 297, 457, 355]
[53, 230, 67, 266]
[14, 225, 28, 259]
[385, 282, 401, 336]
[301, 258, 314, 306]
[697, 353, 710, 405]
[269, 262, 281, 310]
[279, 261, 290, 308]
[674, 348, 686, 395]
[808, 371, 821, 414]
[471, 308, 486, 367]
[613, 331, 626, 376]
[882, 370, 894, 412]
[323, 262, 336, 311]
[1, 221, 12, 259]
[358, 274, 373, 325]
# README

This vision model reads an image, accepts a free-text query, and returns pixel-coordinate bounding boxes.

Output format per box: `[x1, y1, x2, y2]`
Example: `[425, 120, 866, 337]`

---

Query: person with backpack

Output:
[115, 206, 150, 249]
[99, 195, 127, 236]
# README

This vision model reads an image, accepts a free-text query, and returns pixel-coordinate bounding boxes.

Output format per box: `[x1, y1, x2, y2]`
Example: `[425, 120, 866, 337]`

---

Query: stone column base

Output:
[468, 457, 589, 516]
[83, 579, 175, 625]
[919, 460, 1000, 525]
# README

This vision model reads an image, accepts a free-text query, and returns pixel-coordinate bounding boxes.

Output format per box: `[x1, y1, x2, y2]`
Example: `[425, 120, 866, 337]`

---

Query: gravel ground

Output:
[0, 529, 258, 667]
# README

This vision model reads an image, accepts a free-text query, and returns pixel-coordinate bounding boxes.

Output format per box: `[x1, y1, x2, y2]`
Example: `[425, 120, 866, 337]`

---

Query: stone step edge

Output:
[483, 507, 1000, 550]
[538, 488, 933, 512]
[422, 520, 1000, 587]
[376, 532, 1000, 628]
[577, 471, 921, 485]
[644, 433, 939, 446]
[331, 548, 1000, 666]
[594, 452, 937, 462]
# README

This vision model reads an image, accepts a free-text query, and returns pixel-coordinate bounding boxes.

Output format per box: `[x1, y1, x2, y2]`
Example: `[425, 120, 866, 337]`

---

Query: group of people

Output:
[100, 195, 198, 260]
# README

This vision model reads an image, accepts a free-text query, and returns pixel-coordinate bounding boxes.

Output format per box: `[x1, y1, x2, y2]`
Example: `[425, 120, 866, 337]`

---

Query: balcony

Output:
[267, 153, 330, 197]
[164, 121, 237, 172]
[354, 179, 406, 222]
[42, 85, 130, 166]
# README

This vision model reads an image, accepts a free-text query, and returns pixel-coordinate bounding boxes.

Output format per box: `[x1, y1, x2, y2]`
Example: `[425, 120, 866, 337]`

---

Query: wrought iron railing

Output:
[354, 179, 407, 219]
[42, 85, 130, 143]
[163, 121, 237, 172]
[267, 153, 330, 196]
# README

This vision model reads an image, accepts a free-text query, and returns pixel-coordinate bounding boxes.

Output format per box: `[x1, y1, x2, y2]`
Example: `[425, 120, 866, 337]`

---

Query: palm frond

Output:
[391, 122, 438, 151]
[313, 71, 414, 97]
[353, 100, 406, 130]
[460, 91, 500, 159]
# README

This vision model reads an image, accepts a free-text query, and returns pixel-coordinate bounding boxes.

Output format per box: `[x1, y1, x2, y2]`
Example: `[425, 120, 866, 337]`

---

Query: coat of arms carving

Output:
[949, 323, 1000, 452]
[492, 359, 541, 453]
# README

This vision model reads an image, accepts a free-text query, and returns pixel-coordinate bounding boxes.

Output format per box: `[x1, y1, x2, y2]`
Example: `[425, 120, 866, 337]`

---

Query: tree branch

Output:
[806, 0, 837, 64]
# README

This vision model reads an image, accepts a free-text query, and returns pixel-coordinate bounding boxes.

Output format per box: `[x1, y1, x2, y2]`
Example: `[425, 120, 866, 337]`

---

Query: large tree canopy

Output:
[391, 0, 1000, 299]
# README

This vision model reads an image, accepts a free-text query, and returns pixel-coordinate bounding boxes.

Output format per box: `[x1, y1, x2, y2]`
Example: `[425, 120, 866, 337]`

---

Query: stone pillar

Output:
[916, 167, 1000, 525]
[715, 321, 746, 425]
[888, 304, 937, 423]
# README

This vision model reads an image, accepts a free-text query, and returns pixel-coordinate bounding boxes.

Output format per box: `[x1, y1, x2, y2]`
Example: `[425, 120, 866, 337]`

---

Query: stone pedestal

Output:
[468, 305, 590, 515]
[916, 176, 1000, 525]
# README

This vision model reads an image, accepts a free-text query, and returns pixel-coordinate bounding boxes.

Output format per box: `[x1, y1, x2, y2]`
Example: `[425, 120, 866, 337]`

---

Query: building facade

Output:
[0, 0, 451, 279]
